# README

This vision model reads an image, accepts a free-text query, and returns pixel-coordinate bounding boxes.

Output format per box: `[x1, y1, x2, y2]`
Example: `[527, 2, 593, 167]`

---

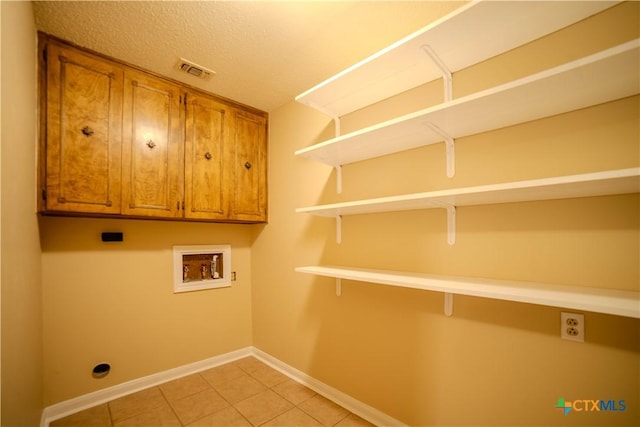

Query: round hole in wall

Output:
[92, 363, 111, 379]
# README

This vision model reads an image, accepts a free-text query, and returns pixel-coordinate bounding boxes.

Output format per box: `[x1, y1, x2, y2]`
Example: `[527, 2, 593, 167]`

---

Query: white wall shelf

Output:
[295, 1, 617, 118]
[294, 1, 638, 320]
[297, 168, 639, 245]
[295, 41, 639, 169]
[295, 266, 640, 319]
[297, 168, 639, 215]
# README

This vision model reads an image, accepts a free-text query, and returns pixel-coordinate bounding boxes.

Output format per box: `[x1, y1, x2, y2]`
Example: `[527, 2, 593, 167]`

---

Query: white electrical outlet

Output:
[561, 312, 584, 342]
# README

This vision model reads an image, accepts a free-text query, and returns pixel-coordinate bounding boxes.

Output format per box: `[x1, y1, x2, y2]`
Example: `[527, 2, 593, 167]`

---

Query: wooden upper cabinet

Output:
[184, 90, 230, 220]
[184, 92, 269, 222]
[39, 34, 268, 223]
[230, 109, 268, 222]
[121, 70, 184, 218]
[43, 41, 123, 214]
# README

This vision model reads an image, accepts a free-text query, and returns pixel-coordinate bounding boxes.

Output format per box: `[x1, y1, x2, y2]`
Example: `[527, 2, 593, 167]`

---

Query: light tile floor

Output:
[50, 356, 376, 427]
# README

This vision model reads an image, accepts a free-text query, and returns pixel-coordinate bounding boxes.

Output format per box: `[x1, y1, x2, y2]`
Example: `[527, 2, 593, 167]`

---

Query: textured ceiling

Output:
[33, 1, 465, 112]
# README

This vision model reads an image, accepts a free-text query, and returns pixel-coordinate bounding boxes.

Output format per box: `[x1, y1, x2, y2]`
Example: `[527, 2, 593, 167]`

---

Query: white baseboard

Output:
[252, 348, 406, 427]
[41, 347, 252, 426]
[41, 346, 405, 427]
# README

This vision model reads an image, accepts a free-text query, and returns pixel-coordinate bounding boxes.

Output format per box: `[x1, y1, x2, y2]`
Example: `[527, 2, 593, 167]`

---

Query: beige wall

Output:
[4, 1, 639, 424]
[1, 1, 44, 426]
[252, 3, 639, 426]
[40, 217, 254, 405]
[2, 0, 257, 415]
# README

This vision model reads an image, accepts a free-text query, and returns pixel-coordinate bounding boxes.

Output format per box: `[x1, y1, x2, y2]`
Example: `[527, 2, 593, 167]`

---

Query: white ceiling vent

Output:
[176, 58, 215, 80]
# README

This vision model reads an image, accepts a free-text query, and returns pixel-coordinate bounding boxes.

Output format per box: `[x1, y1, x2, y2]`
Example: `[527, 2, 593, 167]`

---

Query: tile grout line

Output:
[199, 369, 255, 427]
[156, 384, 188, 427]
[51, 357, 374, 427]
[226, 359, 324, 427]
[239, 360, 351, 427]
[233, 360, 295, 427]
[107, 399, 115, 427]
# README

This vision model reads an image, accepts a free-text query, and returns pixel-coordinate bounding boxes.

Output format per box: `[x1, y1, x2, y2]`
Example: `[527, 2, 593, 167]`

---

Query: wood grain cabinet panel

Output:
[43, 41, 123, 214]
[121, 70, 183, 218]
[230, 109, 268, 222]
[184, 90, 230, 220]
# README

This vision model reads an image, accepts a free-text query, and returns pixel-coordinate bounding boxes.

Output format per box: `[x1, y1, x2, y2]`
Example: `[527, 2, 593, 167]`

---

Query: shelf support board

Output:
[422, 45, 453, 102]
[444, 293, 453, 317]
[432, 202, 456, 245]
[336, 215, 342, 244]
[425, 122, 455, 178]
[445, 139, 455, 178]
[302, 100, 341, 137]
[335, 165, 343, 194]
[333, 116, 341, 138]
[422, 45, 455, 178]
[446, 206, 456, 246]
[336, 278, 342, 296]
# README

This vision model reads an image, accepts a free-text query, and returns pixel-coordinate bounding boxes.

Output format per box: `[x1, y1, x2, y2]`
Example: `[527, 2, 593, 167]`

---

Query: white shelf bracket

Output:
[335, 165, 343, 194]
[335, 215, 342, 244]
[422, 45, 453, 102]
[336, 278, 342, 296]
[302, 101, 341, 138]
[446, 206, 456, 246]
[445, 138, 455, 178]
[425, 122, 455, 178]
[433, 202, 456, 245]
[444, 293, 453, 316]
[333, 116, 341, 138]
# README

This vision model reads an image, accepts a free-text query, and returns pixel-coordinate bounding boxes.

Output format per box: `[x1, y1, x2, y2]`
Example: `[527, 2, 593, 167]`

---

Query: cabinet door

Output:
[122, 70, 183, 218]
[184, 91, 230, 220]
[44, 42, 123, 214]
[230, 109, 268, 222]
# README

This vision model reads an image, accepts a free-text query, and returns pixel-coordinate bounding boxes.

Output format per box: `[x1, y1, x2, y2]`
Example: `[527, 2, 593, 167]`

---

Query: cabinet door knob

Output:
[204, 152, 212, 160]
[146, 140, 156, 149]
[244, 161, 252, 170]
[81, 126, 94, 137]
